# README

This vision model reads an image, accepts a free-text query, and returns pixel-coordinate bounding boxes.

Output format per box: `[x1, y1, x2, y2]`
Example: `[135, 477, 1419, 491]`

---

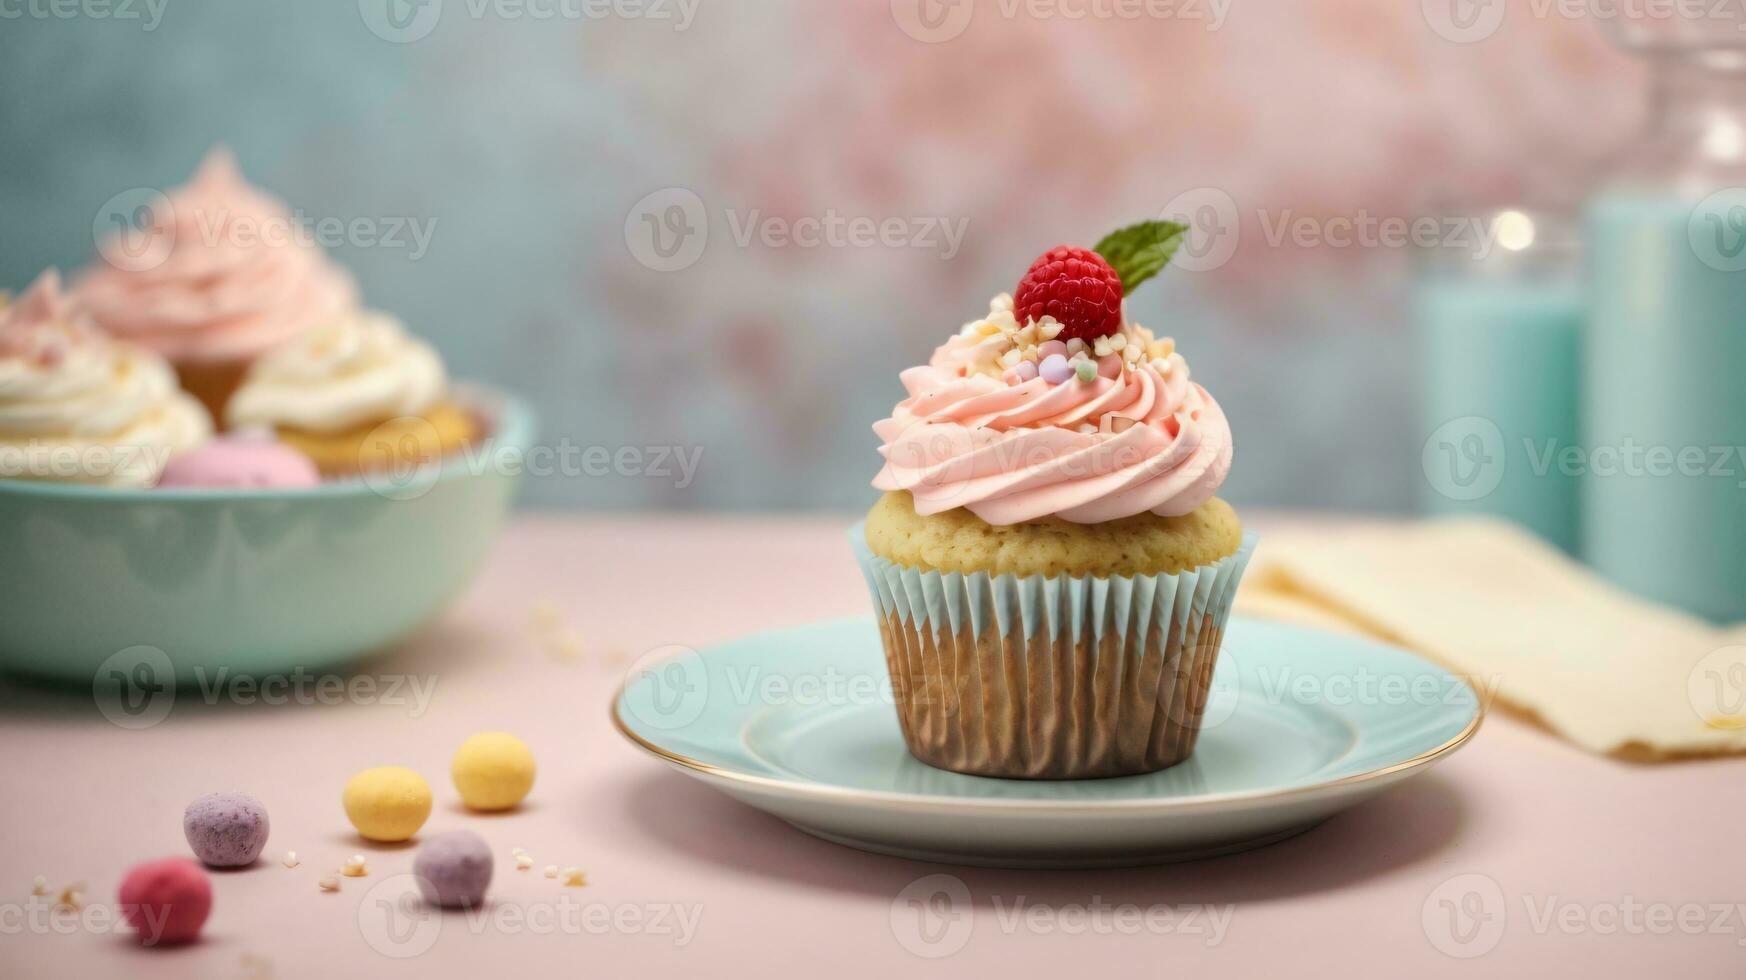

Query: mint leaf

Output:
[1094, 220, 1188, 295]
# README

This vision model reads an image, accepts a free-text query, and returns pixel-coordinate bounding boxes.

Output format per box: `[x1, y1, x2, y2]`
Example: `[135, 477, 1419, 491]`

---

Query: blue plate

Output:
[614, 616, 1482, 867]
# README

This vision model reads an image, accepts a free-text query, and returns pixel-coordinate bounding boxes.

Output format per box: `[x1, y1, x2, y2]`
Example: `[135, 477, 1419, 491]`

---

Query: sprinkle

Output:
[1039, 319, 1064, 340]
[1065, 338, 1089, 357]
[318, 875, 340, 892]
[283, 851, 300, 869]
[529, 600, 561, 633]
[1107, 333, 1127, 352]
[543, 865, 559, 878]
[562, 867, 587, 887]
[1038, 354, 1073, 385]
[1075, 359, 1098, 383]
[30, 875, 47, 897]
[516, 855, 534, 871]
[1093, 336, 1112, 358]
[999, 348, 1023, 369]
[341, 855, 368, 877]
[54, 883, 85, 911]
[511, 846, 528, 856]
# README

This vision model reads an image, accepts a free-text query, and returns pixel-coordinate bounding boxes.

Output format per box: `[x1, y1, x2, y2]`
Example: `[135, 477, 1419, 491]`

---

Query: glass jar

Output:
[1584, 13, 1746, 621]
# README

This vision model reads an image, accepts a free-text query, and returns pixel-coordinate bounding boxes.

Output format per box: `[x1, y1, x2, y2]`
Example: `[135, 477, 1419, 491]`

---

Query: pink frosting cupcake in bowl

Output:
[75, 149, 357, 422]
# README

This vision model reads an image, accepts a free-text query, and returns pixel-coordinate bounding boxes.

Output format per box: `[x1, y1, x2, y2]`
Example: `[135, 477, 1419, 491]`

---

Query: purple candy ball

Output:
[1039, 353, 1073, 384]
[414, 831, 493, 908]
[183, 792, 270, 868]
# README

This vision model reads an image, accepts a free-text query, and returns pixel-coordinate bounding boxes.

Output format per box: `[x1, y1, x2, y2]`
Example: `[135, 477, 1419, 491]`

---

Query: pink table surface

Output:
[1, 513, 1742, 979]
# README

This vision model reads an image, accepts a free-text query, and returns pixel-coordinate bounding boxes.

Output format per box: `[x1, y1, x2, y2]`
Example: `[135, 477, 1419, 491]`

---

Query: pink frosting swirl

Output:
[75, 149, 357, 364]
[873, 297, 1232, 525]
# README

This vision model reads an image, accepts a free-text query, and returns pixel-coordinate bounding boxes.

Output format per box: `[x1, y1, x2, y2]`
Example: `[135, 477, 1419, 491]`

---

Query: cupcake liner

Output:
[851, 523, 1257, 780]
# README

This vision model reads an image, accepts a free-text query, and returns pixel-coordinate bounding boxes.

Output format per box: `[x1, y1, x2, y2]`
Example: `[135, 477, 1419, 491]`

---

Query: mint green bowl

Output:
[0, 386, 533, 685]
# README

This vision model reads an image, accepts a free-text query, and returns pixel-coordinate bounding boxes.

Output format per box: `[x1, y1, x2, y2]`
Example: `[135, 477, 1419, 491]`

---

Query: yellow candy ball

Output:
[342, 766, 433, 842]
[451, 732, 537, 811]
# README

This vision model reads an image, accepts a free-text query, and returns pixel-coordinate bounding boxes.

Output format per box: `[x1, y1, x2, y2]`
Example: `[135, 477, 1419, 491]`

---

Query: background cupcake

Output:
[0, 270, 211, 487]
[223, 307, 475, 478]
[857, 223, 1254, 780]
[75, 149, 356, 420]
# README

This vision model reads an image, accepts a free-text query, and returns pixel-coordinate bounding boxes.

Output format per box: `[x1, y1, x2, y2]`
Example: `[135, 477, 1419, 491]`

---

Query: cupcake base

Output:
[854, 514, 1255, 781]
[878, 610, 1225, 779]
[274, 400, 479, 478]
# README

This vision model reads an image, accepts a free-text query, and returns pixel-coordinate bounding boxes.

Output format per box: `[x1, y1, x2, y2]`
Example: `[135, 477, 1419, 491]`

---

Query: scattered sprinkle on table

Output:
[30, 875, 47, 897]
[341, 855, 368, 877]
[318, 875, 340, 892]
[282, 851, 299, 869]
[561, 867, 586, 887]
[543, 865, 558, 878]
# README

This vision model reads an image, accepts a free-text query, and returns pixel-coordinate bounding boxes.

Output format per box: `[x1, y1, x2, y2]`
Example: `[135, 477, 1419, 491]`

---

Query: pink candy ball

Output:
[118, 858, 212, 946]
[1037, 340, 1068, 361]
[158, 437, 319, 489]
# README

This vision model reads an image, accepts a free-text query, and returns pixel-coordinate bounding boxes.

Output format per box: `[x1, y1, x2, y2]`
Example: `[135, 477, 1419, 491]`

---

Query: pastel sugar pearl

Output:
[1038, 354, 1073, 384]
[451, 732, 537, 811]
[183, 792, 269, 867]
[1075, 359, 1099, 383]
[342, 766, 433, 842]
[413, 830, 494, 908]
[118, 858, 211, 946]
[1037, 340, 1068, 361]
[1014, 360, 1039, 382]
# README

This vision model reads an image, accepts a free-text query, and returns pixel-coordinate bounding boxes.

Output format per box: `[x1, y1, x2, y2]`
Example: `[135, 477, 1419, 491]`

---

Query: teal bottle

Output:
[1584, 27, 1746, 622]
[1415, 210, 1582, 554]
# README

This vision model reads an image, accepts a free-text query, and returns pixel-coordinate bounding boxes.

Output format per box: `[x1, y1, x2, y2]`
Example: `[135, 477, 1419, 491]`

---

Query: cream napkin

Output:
[1234, 516, 1746, 761]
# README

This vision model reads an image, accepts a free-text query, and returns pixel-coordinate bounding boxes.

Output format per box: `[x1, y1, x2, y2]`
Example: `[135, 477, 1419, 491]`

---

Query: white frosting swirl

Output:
[0, 271, 211, 487]
[225, 309, 446, 433]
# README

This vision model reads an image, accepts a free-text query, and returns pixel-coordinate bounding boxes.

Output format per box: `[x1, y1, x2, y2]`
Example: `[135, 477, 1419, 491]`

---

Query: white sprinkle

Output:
[543, 865, 559, 878]
[30, 875, 48, 897]
[1108, 333, 1127, 351]
[318, 875, 340, 892]
[283, 851, 300, 869]
[342, 855, 368, 877]
[516, 855, 534, 871]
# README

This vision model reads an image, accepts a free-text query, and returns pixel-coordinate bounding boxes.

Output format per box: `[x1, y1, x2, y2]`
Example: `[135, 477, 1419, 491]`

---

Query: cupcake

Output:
[856, 221, 1254, 780]
[75, 149, 357, 420]
[0, 270, 211, 487]
[223, 308, 476, 478]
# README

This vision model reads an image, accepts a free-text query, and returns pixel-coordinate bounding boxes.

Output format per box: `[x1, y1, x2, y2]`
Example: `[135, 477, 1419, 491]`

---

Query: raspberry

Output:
[1012, 246, 1123, 342]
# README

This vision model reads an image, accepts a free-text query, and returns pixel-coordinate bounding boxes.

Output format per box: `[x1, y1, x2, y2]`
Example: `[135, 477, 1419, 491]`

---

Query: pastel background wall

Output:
[0, 0, 1639, 511]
